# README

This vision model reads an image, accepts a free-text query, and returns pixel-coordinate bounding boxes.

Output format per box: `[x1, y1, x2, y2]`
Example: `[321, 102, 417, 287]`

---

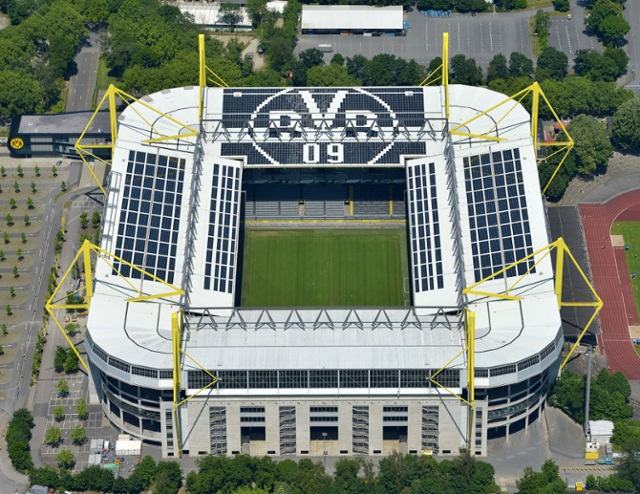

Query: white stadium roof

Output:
[300, 5, 404, 31]
[87, 84, 561, 389]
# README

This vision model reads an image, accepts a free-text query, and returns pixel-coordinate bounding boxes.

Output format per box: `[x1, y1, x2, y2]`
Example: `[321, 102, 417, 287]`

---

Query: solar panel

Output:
[203, 163, 242, 293]
[406, 161, 443, 292]
[463, 148, 534, 282]
[113, 150, 185, 283]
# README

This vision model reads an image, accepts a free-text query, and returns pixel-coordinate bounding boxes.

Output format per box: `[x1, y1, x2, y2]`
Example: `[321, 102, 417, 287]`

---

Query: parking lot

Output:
[548, 15, 600, 61]
[297, 10, 533, 67]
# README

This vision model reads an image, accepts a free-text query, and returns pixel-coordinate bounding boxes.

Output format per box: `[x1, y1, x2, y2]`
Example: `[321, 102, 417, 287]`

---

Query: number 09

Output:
[303, 143, 344, 164]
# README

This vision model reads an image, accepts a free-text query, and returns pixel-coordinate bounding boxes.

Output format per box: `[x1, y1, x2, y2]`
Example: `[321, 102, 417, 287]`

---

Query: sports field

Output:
[611, 221, 640, 314]
[240, 229, 408, 307]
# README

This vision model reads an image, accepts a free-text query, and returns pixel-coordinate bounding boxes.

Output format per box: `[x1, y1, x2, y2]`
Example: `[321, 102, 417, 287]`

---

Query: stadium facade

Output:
[83, 83, 564, 459]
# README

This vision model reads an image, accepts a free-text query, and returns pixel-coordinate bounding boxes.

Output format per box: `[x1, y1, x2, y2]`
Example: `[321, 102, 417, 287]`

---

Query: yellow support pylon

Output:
[74, 85, 199, 195]
[449, 82, 574, 195]
[44, 240, 184, 373]
[463, 237, 602, 370]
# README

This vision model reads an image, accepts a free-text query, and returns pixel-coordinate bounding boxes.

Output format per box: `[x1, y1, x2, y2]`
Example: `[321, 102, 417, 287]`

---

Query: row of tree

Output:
[0, 0, 93, 119]
[584, 0, 630, 47]
[28, 451, 503, 494]
[5, 408, 34, 472]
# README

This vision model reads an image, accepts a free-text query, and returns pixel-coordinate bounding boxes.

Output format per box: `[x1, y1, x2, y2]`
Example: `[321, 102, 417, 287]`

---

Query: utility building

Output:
[300, 5, 404, 35]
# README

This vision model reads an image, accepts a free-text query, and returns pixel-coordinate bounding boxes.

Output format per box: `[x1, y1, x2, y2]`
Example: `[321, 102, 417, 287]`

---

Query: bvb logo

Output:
[10, 137, 24, 150]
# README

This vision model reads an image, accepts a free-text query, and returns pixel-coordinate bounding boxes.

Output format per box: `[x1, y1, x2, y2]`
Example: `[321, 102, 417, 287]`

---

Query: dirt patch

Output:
[0, 13, 9, 30]
[210, 32, 255, 47]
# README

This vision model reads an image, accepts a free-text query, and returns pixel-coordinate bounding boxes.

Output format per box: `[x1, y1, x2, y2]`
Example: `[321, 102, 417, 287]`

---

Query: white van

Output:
[318, 44, 333, 53]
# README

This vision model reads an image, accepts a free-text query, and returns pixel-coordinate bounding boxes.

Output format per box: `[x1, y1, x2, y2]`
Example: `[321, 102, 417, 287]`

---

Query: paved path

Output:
[623, 0, 640, 94]
[66, 33, 100, 111]
[580, 190, 640, 380]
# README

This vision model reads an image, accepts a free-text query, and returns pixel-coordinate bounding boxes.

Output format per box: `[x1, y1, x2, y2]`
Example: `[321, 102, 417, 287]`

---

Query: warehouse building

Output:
[300, 5, 404, 35]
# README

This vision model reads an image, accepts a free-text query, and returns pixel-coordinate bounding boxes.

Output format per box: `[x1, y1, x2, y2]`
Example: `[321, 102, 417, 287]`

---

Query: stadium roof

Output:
[300, 5, 404, 31]
[87, 84, 561, 380]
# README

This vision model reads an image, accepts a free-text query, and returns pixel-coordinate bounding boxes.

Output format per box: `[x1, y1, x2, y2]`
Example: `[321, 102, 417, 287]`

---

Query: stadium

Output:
[55, 37, 601, 459]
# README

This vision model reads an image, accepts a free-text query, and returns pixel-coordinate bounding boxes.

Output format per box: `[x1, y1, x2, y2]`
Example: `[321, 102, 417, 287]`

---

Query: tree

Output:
[533, 10, 550, 49]
[553, 0, 570, 11]
[30, 181, 36, 193]
[16, 248, 23, 260]
[0, 70, 45, 117]
[57, 379, 69, 397]
[0, 344, 4, 355]
[1, 323, 7, 335]
[27, 197, 34, 209]
[450, 54, 483, 85]
[34, 165, 40, 177]
[299, 48, 325, 69]
[17, 165, 23, 177]
[487, 54, 509, 82]
[61, 181, 67, 192]
[218, 3, 242, 31]
[24, 215, 30, 226]
[52, 165, 58, 177]
[20, 232, 26, 244]
[616, 437, 640, 491]
[536, 47, 568, 80]
[13, 180, 19, 193]
[79, 211, 88, 229]
[57, 449, 75, 470]
[568, 114, 613, 175]
[128, 455, 157, 492]
[0, 165, 5, 177]
[612, 419, 640, 447]
[516, 460, 567, 494]
[6, 304, 12, 316]
[91, 211, 101, 229]
[9, 198, 16, 209]
[64, 323, 79, 337]
[63, 350, 79, 374]
[12, 265, 19, 278]
[6, 409, 34, 472]
[77, 399, 89, 420]
[53, 405, 65, 422]
[54, 346, 67, 373]
[5, 214, 13, 226]
[71, 425, 86, 445]
[612, 97, 640, 153]
[574, 48, 628, 81]
[9, 287, 15, 298]
[586, 0, 629, 46]
[306, 64, 359, 87]
[29, 467, 60, 490]
[74, 465, 115, 492]
[330, 53, 345, 66]
[45, 425, 62, 446]
[2, 232, 8, 244]
[152, 461, 183, 494]
[0, 250, 4, 261]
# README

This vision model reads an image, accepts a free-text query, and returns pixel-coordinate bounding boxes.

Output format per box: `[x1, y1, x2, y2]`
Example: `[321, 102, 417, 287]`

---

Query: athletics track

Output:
[580, 191, 640, 380]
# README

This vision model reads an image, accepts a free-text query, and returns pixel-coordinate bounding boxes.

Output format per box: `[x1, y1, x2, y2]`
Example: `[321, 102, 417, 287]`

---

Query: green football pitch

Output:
[240, 229, 409, 307]
[611, 221, 640, 314]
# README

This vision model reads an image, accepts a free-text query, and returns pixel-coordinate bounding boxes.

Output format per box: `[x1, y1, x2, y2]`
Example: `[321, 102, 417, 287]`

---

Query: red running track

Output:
[581, 191, 640, 380]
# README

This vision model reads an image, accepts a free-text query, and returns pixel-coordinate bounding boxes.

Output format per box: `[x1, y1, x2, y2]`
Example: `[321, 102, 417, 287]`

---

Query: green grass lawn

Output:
[611, 221, 640, 314]
[240, 229, 408, 307]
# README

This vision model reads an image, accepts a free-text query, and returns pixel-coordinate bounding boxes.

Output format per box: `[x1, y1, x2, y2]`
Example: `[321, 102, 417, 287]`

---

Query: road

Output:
[623, 0, 640, 93]
[66, 33, 100, 111]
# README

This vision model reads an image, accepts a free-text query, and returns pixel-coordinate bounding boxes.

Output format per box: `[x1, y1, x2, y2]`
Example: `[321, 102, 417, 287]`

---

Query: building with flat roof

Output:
[300, 5, 404, 34]
[82, 83, 566, 459]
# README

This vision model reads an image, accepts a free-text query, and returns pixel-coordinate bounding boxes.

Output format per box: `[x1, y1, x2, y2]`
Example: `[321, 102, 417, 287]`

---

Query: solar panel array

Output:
[113, 150, 184, 283]
[406, 162, 444, 292]
[203, 164, 242, 293]
[463, 148, 534, 282]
